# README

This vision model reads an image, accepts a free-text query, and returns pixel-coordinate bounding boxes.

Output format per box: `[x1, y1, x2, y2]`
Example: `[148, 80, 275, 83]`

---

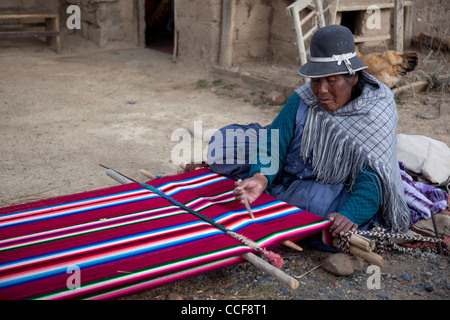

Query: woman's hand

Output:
[233, 173, 268, 206]
[327, 212, 358, 237]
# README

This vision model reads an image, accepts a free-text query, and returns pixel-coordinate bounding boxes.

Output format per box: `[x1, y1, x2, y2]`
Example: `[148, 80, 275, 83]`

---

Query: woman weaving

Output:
[207, 25, 411, 237]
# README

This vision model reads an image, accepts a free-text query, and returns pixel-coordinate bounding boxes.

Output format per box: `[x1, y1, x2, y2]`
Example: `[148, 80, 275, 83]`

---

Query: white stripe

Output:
[310, 52, 357, 65]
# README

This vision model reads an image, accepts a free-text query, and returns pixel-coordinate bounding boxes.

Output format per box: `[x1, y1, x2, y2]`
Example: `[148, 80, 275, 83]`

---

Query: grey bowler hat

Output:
[298, 25, 367, 78]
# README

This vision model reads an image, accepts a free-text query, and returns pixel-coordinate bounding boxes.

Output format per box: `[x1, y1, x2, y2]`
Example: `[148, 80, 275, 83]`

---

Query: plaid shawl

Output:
[295, 72, 411, 232]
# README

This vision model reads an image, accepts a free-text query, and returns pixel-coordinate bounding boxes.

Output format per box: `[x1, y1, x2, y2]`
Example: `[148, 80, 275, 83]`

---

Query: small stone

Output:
[350, 256, 365, 271]
[401, 273, 411, 281]
[377, 293, 386, 299]
[424, 284, 434, 292]
[411, 214, 450, 238]
[322, 253, 356, 276]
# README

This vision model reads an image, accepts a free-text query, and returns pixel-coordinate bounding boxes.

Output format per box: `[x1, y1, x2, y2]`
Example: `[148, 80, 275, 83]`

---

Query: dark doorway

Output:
[145, 0, 174, 54]
[340, 11, 357, 34]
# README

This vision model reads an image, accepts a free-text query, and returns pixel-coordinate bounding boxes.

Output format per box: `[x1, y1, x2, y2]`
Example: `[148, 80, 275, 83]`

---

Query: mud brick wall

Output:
[231, 0, 272, 65]
[63, 0, 137, 48]
[269, 0, 300, 67]
[175, 0, 222, 65]
[175, 0, 298, 67]
[226, 0, 298, 67]
[2, 1, 448, 65]
[0, 0, 59, 12]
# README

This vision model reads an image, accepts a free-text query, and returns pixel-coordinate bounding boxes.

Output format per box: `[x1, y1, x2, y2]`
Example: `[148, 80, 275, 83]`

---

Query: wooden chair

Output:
[286, 0, 340, 66]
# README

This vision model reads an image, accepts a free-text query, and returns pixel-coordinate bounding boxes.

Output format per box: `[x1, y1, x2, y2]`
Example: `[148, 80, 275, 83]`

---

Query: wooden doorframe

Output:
[135, 0, 146, 47]
[219, 0, 235, 67]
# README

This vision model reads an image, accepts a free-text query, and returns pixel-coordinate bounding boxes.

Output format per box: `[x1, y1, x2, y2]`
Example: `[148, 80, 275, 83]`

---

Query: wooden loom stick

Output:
[102, 166, 300, 290]
[349, 234, 375, 252]
[235, 179, 255, 219]
[332, 238, 384, 267]
[348, 245, 384, 267]
[281, 240, 303, 252]
[242, 253, 299, 289]
[140, 169, 156, 180]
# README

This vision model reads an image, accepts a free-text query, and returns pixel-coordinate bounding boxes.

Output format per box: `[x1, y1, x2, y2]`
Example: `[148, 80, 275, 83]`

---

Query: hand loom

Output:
[0, 168, 332, 299]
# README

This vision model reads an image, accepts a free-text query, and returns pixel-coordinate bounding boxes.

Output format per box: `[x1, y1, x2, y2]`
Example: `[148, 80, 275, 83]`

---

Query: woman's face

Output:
[310, 74, 358, 112]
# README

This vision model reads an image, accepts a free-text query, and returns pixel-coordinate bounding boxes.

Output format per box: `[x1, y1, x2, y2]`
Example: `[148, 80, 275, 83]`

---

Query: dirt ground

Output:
[0, 35, 282, 205]
[0, 34, 449, 301]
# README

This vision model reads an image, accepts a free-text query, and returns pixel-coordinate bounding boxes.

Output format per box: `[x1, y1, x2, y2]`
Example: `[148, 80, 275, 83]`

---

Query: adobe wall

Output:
[62, 0, 139, 48]
[231, 0, 300, 67]
[230, 0, 272, 65]
[174, 0, 222, 65]
[174, 0, 298, 68]
[0, 0, 139, 48]
[176, 0, 449, 68]
[0, 0, 59, 12]
[1, 1, 447, 64]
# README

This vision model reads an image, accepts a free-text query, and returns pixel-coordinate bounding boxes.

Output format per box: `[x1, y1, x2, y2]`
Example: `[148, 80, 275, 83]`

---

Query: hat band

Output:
[310, 52, 357, 75]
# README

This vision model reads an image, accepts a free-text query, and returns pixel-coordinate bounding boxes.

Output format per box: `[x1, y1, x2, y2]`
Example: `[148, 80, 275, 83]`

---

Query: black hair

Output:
[346, 71, 365, 100]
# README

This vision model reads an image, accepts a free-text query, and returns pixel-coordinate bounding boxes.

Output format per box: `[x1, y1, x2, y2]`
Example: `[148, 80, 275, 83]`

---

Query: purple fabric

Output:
[399, 161, 449, 224]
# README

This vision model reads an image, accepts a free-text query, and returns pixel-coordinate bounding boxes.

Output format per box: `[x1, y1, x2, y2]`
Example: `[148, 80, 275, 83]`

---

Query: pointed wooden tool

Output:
[235, 179, 255, 219]
[235, 179, 302, 252]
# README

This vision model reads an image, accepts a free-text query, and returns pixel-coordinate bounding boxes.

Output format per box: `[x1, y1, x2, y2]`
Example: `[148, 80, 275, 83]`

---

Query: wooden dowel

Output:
[348, 245, 384, 267]
[103, 167, 300, 290]
[392, 80, 428, 94]
[140, 169, 156, 180]
[332, 239, 384, 267]
[349, 234, 375, 252]
[242, 253, 299, 290]
[282, 240, 303, 252]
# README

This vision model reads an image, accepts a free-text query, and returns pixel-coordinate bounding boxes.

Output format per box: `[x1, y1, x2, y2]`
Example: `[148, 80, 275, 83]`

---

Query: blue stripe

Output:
[0, 193, 159, 230]
[0, 189, 145, 218]
[0, 222, 224, 289]
[1, 172, 218, 220]
[158, 174, 227, 197]
[215, 201, 302, 231]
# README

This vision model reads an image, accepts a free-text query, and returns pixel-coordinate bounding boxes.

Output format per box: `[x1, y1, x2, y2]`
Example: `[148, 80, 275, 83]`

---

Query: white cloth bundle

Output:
[396, 134, 450, 187]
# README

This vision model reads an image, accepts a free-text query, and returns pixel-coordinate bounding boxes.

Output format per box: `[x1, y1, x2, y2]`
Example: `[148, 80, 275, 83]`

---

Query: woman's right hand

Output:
[233, 173, 268, 205]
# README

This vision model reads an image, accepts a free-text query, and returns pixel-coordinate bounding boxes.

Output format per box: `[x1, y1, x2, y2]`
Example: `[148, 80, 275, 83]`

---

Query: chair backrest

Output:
[286, 0, 340, 65]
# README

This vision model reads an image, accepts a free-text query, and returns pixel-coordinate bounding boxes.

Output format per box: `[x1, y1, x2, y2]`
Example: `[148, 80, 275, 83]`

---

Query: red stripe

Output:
[0, 168, 330, 300]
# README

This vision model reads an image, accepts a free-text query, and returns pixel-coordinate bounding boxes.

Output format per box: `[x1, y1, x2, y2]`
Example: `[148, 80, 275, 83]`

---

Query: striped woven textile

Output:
[0, 168, 331, 300]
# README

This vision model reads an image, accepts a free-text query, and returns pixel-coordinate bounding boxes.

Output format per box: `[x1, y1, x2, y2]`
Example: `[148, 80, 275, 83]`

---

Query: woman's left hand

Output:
[327, 212, 358, 237]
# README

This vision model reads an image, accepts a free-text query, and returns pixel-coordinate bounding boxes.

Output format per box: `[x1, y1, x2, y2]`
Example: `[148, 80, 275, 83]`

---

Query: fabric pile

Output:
[399, 161, 448, 224]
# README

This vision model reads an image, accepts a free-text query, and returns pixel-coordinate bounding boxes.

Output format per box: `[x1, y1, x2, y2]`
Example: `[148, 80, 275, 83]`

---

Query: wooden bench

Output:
[0, 11, 61, 53]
